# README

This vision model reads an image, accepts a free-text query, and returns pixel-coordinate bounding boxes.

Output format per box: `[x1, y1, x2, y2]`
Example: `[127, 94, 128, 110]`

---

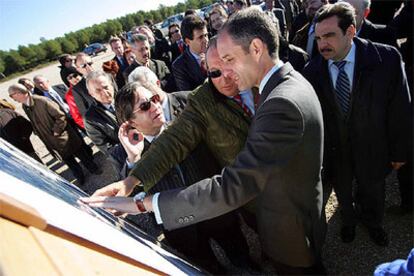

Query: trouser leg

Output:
[64, 155, 85, 183]
[355, 177, 385, 227]
[397, 159, 413, 210]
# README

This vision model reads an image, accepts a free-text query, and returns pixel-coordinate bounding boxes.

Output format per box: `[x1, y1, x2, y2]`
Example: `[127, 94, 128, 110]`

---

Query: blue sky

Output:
[0, 0, 184, 51]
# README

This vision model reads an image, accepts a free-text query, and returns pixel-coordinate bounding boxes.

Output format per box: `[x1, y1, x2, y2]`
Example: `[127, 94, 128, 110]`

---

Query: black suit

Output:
[359, 19, 398, 48]
[303, 37, 411, 227]
[158, 63, 326, 269]
[72, 78, 94, 117]
[172, 47, 207, 91]
[83, 101, 126, 174]
[170, 41, 186, 63]
[112, 55, 128, 89]
[123, 59, 175, 92]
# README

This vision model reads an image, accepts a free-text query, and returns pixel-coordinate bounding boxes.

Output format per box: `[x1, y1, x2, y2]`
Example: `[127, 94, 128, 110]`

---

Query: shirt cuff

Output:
[152, 193, 163, 224]
[126, 158, 135, 169]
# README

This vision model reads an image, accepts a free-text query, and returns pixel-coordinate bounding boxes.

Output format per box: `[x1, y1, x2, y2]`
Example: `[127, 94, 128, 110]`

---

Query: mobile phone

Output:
[133, 133, 139, 141]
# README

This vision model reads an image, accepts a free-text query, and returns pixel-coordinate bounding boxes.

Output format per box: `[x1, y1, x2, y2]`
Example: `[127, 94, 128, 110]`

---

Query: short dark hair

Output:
[115, 82, 140, 124]
[181, 15, 206, 41]
[184, 9, 197, 16]
[168, 23, 180, 33]
[58, 54, 72, 66]
[314, 2, 356, 34]
[220, 7, 279, 60]
[17, 77, 31, 85]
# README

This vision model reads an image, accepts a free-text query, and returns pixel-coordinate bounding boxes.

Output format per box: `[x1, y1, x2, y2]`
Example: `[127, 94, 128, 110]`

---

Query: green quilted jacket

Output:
[130, 80, 253, 192]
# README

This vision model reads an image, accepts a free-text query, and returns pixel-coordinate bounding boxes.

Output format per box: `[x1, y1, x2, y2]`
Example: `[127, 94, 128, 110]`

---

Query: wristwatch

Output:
[133, 192, 147, 213]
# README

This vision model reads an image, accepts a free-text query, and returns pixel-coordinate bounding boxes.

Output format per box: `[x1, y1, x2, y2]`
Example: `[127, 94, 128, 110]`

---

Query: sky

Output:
[0, 0, 184, 51]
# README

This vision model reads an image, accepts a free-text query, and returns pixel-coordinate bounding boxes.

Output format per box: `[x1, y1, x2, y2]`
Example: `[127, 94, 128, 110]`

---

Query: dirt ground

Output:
[1, 52, 412, 275]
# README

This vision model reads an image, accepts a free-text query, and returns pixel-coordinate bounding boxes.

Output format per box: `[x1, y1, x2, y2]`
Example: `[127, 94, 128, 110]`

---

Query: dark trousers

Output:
[63, 142, 96, 180]
[398, 158, 413, 209]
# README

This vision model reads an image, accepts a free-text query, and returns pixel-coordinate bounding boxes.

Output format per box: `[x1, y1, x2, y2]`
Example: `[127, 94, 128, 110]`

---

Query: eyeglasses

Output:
[207, 69, 222, 79]
[134, 94, 161, 112]
[169, 29, 180, 35]
[79, 62, 93, 68]
[67, 74, 79, 80]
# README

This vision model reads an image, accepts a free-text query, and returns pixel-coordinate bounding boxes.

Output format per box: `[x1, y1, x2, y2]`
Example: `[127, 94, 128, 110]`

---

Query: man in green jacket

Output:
[94, 36, 255, 194]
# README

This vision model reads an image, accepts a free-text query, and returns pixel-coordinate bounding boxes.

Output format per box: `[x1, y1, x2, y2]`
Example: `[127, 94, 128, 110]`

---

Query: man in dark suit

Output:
[168, 23, 186, 63]
[73, 53, 95, 117]
[83, 8, 326, 274]
[291, 0, 329, 58]
[340, 0, 397, 47]
[302, 2, 411, 246]
[123, 34, 174, 92]
[83, 70, 126, 173]
[172, 15, 208, 91]
[109, 37, 128, 89]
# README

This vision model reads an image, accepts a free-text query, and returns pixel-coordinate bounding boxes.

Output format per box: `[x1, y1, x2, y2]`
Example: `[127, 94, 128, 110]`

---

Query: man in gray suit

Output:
[82, 8, 326, 274]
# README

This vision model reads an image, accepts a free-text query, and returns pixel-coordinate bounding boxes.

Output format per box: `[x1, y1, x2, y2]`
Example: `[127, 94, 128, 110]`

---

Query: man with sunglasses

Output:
[168, 23, 185, 63]
[114, 82, 235, 274]
[72, 53, 96, 117]
[85, 38, 260, 272]
[83, 8, 325, 274]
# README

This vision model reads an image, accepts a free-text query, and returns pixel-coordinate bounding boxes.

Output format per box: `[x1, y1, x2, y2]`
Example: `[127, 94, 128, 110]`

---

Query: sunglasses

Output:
[134, 94, 161, 112]
[169, 29, 180, 35]
[207, 69, 222, 79]
[80, 62, 93, 68]
[67, 73, 79, 80]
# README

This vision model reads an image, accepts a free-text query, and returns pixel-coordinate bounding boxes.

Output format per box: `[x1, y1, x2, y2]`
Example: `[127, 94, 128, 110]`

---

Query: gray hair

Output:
[130, 33, 148, 44]
[127, 66, 162, 95]
[85, 70, 117, 92]
[8, 83, 30, 95]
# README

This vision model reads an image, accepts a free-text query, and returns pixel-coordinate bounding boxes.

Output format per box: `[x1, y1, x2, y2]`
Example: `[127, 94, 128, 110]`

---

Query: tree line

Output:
[0, 0, 214, 77]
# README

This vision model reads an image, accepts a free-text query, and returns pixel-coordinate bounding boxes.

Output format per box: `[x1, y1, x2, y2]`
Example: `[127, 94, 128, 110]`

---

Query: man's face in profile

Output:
[217, 32, 258, 91]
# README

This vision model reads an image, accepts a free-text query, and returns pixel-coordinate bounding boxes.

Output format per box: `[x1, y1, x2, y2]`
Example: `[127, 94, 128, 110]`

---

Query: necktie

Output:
[334, 60, 351, 115]
[233, 94, 253, 117]
[178, 41, 184, 53]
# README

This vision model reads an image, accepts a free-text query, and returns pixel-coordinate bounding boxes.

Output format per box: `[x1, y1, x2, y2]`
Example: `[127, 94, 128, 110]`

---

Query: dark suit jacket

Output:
[302, 37, 411, 183]
[84, 102, 119, 156]
[290, 22, 320, 58]
[170, 41, 186, 63]
[172, 47, 207, 91]
[279, 38, 309, 71]
[72, 78, 94, 117]
[359, 19, 398, 48]
[158, 63, 326, 267]
[123, 59, 175, 92]
[112, 55, 127, 89]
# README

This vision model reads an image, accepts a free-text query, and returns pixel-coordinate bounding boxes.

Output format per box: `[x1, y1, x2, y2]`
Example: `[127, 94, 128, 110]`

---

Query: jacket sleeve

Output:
[84, 118, 112, 155]
[387, 48, 412, 162]
[129, 91, 208, 192]
[45, 99, 67, 135]
[158, 96, 305, 230]
[172, 60, 193, 91]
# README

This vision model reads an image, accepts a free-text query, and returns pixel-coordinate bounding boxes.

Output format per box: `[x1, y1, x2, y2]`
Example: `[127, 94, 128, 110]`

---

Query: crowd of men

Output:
[2, 0, 412, 274]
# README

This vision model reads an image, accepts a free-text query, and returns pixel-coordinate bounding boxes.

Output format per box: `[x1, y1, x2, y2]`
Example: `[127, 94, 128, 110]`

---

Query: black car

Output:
[83, 43, 107, 56]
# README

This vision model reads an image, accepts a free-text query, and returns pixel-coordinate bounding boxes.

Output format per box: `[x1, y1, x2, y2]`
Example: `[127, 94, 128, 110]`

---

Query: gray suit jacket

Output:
[157, 63, 326, 267]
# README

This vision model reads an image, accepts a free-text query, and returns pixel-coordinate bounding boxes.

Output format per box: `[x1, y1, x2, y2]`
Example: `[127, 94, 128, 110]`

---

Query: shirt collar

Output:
[328, 41, 356, 68]
[259, 60, 284, 94]
[144, 125, 165, 143]
[189, 50, 201, 64]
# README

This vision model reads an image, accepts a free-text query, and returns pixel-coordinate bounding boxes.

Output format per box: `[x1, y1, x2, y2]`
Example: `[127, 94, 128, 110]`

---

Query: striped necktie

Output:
[233, 94, 253, 117]
[334, 60, 351, 115]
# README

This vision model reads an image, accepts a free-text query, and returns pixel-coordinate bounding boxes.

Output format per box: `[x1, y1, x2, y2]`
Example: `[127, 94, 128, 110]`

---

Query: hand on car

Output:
[80, 196, 140, 214]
